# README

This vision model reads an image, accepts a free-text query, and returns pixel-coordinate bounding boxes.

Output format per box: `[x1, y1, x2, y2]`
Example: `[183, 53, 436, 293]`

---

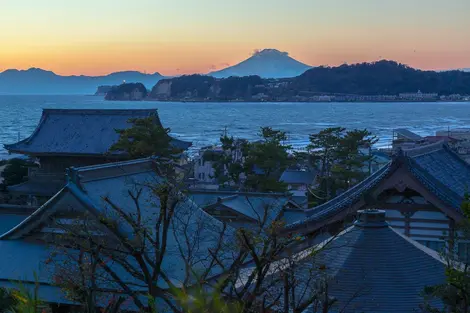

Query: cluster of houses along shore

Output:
[0, 108, 469, 312]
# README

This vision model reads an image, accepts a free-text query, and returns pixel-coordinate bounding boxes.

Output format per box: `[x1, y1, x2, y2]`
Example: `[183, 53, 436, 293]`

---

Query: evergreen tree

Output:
[1, 158, 35, 188]
[203, 135, 246, 188]
[208, 127, 292, 192]
[242, 127, 292, 192]
[421, 193, 470, 313]
[308, 128, 377, 204]
[110, 116, 180, 159]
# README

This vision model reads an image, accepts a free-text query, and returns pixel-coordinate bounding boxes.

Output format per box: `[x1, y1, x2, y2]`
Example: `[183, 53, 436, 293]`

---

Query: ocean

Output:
[1, 95, 470, 159]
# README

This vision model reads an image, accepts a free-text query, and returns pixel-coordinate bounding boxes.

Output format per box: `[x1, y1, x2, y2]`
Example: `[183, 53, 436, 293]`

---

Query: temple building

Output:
[189, 189, 297, 228]
[279, 169, 317, 208]
[258, 210, 447, 312]
[4, 108, 191, 205]
[285, 142, 469, 255]
[0, 158, 232, 311]
[0, 143, 462, 310]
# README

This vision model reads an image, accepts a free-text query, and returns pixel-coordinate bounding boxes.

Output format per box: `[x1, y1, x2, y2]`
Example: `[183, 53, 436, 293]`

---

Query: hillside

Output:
[95, 85, 114, 96]
[105, 83, 148, 101]
[0, 68, 163, 95]
[148, 75, 266, 100]
[146, 60, 470, 102]
[292, 61, 470, 95]
[208, 49, 311, 79]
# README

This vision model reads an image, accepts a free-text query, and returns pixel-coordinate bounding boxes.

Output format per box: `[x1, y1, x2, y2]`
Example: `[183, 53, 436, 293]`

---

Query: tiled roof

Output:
[7, 180, 65, 197]
[286, 142, 468, 230]
[0, 214, 28, 236]
[2, 158, 235, 289]
[189, 190, 289, 225]
[406, 144, 470, 211]
[286, 162, 393, 229]
[280, 169, 316, 185]
[263, 211, 446, 312]
[394, 128, 423, 141]
[5, 109, 191, 156]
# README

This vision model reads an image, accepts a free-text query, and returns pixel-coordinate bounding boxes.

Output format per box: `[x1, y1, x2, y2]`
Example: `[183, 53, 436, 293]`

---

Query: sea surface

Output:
[1, 95, 470, 159]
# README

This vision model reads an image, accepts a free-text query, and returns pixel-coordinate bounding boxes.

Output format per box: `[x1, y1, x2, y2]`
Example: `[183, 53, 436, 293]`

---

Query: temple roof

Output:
[1, 158, 235, 291]
[7, 180, 66, 197]
[286, 142, 469, 230]
[263, 210, 446, 312]
[394, 128, 423, 141]
[5, 109, 191, 156]
[280, 169, 316, 185]
[189, 190, 291, 225]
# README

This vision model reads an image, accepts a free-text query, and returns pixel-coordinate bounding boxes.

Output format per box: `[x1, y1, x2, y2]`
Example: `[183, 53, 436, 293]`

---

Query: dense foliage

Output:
[149, 60, 470, 100]
[307, 128, 377, 204]
[167, 75, 216, 98]
[205, 127, 292, 192]
[293, 60, 470, 95]
[1, 158, 35, 188]
[110, 117, 181, 159]
[104, 83, 148, 100]
[94, 85, 114, 95]
[421, 193, 470, 312]
[149, 74, 265, 100]
[218, 75, 264, 99]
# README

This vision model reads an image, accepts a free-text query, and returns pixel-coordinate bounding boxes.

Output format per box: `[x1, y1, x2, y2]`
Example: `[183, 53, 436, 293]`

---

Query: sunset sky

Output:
[1, 0, 469, 76]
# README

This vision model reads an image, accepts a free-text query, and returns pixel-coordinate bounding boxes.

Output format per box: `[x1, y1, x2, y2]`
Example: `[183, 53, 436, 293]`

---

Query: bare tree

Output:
[46, 164, 359, 313]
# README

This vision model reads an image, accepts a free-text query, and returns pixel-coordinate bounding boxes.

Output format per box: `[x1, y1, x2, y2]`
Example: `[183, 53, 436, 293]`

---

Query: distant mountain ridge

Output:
[0, 68, 163, 95]
[293, 60, 470, 95]
[208, 49, 311, 78]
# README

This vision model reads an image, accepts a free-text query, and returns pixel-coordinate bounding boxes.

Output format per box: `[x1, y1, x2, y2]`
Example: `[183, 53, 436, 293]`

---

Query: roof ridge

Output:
[67, 158, 156, 186]
[388, 227, 448, 265]
[402, 141, 445, 158]
[219, 195, 239, 202]
[43, 108, 158, 115]
[4, 110, 50, 148]
[189, 189, 289, 197]
[285, 162, 394, 229]
[72, 157, 153, 173]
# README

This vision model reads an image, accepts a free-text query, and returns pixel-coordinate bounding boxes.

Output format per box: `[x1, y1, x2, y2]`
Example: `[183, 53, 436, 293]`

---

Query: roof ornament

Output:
[354, 209, 388, 228]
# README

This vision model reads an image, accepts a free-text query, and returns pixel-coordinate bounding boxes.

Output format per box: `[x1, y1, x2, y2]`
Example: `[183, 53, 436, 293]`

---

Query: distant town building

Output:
[399, 90, 438, 101]
[440, 94, 464, 101]
[192, 140, 246, 190]
[280, 169, 317, 207]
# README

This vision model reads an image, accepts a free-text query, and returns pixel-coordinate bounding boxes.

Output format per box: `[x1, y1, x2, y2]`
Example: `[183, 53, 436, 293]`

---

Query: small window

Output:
[417, 240, 445, 252]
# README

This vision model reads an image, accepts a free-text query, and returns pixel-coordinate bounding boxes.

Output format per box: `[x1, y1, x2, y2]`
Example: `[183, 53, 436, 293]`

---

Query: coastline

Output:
[135, 98, 470, 103]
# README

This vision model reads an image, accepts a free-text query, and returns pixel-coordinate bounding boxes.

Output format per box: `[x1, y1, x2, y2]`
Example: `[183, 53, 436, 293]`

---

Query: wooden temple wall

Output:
[382, 208, 451, 251]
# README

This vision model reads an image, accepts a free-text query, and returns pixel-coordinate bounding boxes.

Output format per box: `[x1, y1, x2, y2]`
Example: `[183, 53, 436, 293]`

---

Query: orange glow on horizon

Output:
[2, 45, 470, 77]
